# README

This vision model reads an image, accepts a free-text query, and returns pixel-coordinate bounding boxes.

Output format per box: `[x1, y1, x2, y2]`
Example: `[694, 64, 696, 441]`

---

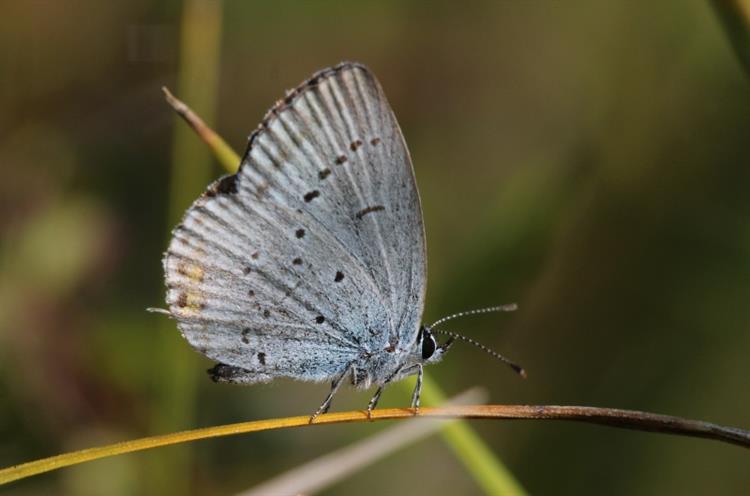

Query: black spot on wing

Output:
[335, 155, 347, 165]
[334, 271, 344, 282]
[241, 328, 250, 344]
[350, 139, 363, 151]
[315, 315, 325, 324]
[295, 228, 305, 238]
[319, 168, 331, 179]
[303, 190, 320, 202]
[355, 205, 386, 219]
[208, 363, 251, 382]
[205, 175, 238, 197]
[257, 352, 266, 365]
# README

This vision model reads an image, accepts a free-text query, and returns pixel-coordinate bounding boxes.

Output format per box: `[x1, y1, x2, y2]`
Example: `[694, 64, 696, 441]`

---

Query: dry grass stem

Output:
[1, 404, 747, 486]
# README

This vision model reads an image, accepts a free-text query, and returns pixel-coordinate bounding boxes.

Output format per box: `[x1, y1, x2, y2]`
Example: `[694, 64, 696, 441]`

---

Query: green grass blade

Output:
[148, 0, 225, 493]
[414, 375, 528, 496]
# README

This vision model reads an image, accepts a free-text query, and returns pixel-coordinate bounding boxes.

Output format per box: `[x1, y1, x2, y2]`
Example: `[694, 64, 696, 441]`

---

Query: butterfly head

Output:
[413, 325, 454, 365]
[414, 304, 527, 378]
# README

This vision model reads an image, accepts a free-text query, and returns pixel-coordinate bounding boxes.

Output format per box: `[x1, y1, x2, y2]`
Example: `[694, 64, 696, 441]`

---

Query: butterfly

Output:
[160, 62, 523, 422]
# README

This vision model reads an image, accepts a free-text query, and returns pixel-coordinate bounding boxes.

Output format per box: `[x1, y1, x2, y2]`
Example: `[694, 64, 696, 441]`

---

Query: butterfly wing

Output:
[163, 62, 426, 383]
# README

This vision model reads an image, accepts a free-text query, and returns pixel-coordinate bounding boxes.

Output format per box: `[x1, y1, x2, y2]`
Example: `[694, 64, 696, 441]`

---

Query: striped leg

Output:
[410, 363, 424, 414]
[366, 364, 422, 419]
[309, 363, 354, 423]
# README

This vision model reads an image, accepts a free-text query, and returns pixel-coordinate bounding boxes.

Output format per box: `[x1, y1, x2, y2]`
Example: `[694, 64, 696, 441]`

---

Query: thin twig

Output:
[1, 404, 746, 485]
[459, 405, 750, 447]
[162, 86, 241, 172]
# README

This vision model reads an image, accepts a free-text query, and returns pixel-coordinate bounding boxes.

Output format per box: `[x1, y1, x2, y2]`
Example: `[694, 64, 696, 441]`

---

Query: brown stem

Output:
[416, 405, 749, 448]
[1, 404, 747, 485]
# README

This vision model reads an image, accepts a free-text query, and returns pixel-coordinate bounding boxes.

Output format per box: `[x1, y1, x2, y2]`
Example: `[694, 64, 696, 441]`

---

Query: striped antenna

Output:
[430, 303, 517, 328]
[430, 328, 526, 378]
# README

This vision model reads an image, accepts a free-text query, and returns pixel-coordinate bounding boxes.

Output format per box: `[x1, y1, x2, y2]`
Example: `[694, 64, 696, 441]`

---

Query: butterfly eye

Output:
[421, 328, 436, 360]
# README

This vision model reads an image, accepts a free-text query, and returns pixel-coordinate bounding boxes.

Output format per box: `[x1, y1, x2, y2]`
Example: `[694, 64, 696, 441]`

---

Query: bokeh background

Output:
[1, 1, 749, 494]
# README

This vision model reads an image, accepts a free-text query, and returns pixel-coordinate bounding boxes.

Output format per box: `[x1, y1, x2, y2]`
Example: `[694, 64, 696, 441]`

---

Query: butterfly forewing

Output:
[164, 63, 426, 383]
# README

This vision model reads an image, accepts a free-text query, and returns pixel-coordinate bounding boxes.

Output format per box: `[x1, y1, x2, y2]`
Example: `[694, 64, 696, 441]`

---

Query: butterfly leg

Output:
[366, 385, 386, 419]
[366, 363, 421, 419]
[410, 363, 424, 415]
[309, 362, 354, 424]
[351, 364, 360, 386]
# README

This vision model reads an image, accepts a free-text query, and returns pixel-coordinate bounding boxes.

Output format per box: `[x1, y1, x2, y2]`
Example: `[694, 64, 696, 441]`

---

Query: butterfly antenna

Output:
[430, 304, 518, 328]
[430, 328, 527, 378]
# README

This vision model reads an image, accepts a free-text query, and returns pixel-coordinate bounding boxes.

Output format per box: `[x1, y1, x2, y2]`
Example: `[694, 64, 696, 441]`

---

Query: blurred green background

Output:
[1, 1, 748, 494]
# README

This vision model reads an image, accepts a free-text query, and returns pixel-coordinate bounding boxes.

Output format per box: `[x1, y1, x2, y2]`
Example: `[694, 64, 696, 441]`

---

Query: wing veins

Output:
[192, 200, 360, 348]
[175, 217, 357, 349]
[334, 73, 399, 334]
